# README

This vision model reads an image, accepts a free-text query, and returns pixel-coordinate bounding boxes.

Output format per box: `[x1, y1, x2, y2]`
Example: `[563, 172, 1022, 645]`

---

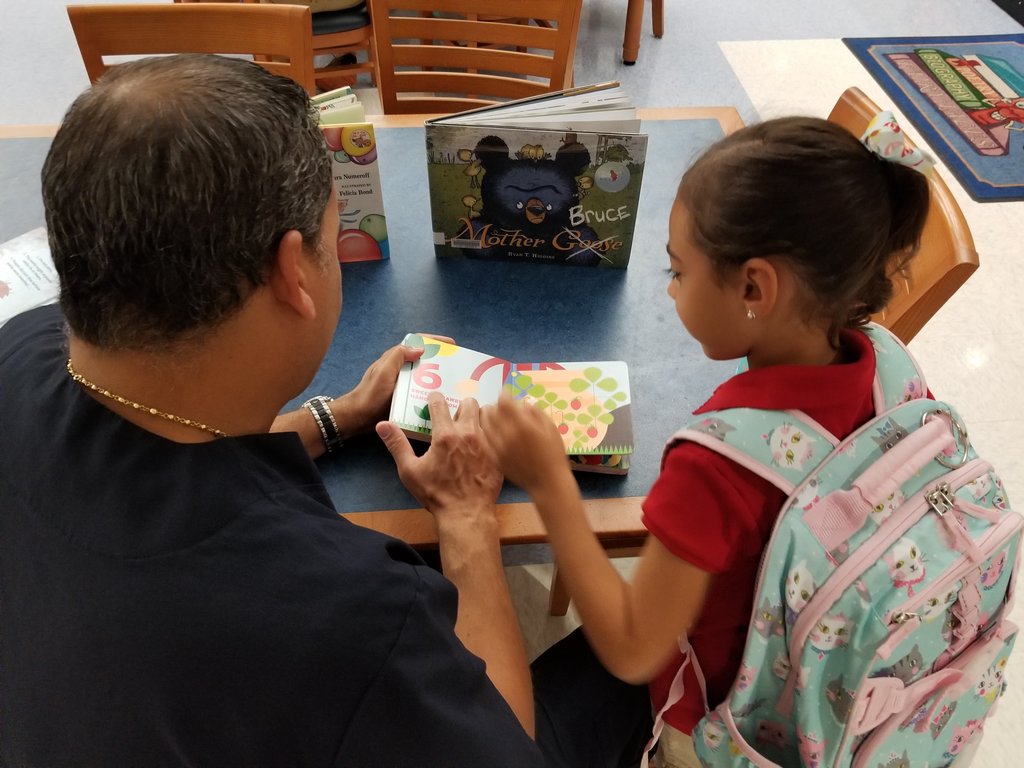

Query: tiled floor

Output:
[3, 0, 1023, 763]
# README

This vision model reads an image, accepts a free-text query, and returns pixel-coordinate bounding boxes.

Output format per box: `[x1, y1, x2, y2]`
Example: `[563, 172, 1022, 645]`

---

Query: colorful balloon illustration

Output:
[337, 227, 382, 262]
[349, 146, 377, 165]
[322, 127, 344, 152]
[341, 126, 376, 163]
[359, 214, 387, 243]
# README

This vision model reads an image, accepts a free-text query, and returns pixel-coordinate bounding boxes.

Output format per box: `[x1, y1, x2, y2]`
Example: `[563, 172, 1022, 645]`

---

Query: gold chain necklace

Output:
[66, 358, 229, 438]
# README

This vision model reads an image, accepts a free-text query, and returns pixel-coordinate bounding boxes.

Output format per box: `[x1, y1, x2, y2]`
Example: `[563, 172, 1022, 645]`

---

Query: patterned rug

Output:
[845, 34, 1024, 201]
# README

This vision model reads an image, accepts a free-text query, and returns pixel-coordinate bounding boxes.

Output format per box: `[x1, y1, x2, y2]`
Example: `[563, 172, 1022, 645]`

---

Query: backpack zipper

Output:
[778, 458, 990, 712]
[742, 406, 974, 642]
[877, 512, 1022, 659]
[883, 495, 1006, 627]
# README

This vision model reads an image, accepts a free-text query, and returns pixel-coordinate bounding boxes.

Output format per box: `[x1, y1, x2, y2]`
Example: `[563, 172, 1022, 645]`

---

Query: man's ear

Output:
[268, 229, 317, 320]
[740, 257, 780, 317]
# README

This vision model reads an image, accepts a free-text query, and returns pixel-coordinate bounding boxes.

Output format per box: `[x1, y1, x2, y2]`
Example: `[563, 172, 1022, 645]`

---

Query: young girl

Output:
[481, 115, 932, 768]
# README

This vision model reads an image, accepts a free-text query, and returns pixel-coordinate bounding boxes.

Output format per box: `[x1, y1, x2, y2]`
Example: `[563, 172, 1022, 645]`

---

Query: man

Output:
[0, 54, 540, 767]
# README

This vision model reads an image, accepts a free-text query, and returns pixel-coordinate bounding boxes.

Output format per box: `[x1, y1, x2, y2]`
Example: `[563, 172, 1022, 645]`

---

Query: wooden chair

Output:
[827, 87, 979, 343]
[308, 3, 375, 92]
[623, 0, 663, 64]
[256, 0, 375, 91]
[368, 0, 583, 115]
[175, 0, 374, 92]
[67, 3, 316, 93]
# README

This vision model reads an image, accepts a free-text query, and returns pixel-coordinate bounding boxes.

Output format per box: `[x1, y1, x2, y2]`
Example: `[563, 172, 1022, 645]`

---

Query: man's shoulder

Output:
[0, 304, 63, 372]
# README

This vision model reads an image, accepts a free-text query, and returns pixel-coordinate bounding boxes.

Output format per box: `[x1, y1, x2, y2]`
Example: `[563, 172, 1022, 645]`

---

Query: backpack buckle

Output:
[923, 409, 970, 469]
[851, 677, 907, 734]
[852, 669, 964, 735]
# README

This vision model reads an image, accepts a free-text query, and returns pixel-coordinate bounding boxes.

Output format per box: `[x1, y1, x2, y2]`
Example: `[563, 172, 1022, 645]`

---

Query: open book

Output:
[388, 333, 633, 474]
[424, 82, 647, 268]
[0, 228, 59, 329]
[314, 86, 389, 261]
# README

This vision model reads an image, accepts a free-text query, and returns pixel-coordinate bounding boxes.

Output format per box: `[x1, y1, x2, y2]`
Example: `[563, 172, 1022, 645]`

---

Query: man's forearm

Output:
[436, 510, 535, 737]
[270, 394, 359, 459]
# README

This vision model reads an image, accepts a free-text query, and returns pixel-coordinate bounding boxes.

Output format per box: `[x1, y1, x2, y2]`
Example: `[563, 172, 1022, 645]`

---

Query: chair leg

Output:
[367, 30, 377, 86]
[652, 0, 663, 38]
[548, 565, 571, 616]
[622, 0, 644, 64]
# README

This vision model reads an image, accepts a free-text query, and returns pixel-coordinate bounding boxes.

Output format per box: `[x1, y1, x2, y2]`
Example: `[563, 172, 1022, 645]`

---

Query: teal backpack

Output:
[659, 324, 1020, 768]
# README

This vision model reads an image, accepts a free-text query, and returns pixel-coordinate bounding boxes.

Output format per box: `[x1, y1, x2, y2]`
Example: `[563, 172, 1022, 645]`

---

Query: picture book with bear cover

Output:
[423, 82, 647, 268]
[388, 333, 634, 474]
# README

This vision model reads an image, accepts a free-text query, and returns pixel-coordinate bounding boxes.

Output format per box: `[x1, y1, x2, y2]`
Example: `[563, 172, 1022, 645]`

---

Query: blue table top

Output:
[289, 119, 735, 511]
[0, 118, 735, 514]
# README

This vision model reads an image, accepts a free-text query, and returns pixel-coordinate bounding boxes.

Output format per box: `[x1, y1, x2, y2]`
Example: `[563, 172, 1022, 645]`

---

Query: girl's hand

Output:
[481, 392, 570, 496]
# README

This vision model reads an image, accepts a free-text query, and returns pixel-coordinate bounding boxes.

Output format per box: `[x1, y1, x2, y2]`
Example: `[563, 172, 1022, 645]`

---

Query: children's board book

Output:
[313, 86, 389, 262]
[0, 227, 59, 330]
[423, 81, 647, 269]
[388, 333, 634, 474]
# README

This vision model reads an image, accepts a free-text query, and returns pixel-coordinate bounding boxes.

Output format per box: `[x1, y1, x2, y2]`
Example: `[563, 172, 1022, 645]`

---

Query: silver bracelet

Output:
[303, 395, 343, 453]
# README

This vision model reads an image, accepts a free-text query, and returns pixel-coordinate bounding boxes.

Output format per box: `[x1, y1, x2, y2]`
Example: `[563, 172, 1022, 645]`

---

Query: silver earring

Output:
[746, 308, 756, 320]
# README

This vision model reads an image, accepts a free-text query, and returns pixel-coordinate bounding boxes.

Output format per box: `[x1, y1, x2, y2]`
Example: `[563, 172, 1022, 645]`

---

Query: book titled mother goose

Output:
[424, 82, 648, 268]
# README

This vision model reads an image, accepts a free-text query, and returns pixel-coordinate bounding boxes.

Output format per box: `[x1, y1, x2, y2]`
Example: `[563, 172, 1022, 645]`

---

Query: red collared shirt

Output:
[644, 329, 879, 734]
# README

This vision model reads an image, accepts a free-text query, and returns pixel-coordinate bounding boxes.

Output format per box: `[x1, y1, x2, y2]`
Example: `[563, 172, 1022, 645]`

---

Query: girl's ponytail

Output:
[879, 158, 930, 259]
[853, 159, 931, 326]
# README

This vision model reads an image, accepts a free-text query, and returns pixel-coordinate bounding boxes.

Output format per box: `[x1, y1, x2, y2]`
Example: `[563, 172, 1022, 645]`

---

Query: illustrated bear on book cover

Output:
[425, 126, 647, 268]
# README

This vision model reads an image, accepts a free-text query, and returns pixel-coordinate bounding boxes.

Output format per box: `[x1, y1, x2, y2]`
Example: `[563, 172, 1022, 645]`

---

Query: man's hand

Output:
[328, 342, 424, 442]
[377, 393, 536, 736]
[376, 392, 502, 520]
[331, 334, 455, 442]
[273, 335, 455, 459]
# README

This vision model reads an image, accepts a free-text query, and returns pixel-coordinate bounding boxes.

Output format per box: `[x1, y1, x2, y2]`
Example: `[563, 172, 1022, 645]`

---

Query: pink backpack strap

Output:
[803, 415, 957, 551]
[666, 408, 839, 497]
[862, 323, 928, 415]
[641, 634, 707, 768]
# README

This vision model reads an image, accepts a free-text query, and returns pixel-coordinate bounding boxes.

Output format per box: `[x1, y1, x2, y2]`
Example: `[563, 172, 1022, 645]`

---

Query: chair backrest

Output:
[368, 0, 582, 115]
[827, 87, 979, 344]
[67, 3, 316, 93]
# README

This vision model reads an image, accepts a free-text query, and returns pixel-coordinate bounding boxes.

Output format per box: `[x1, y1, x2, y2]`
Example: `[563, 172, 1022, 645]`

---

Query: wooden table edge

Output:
[0, 124, 59, 138]
[0, 106, 743, 140]
[362, 106, 744, 134]
[342, 495, 648, 549]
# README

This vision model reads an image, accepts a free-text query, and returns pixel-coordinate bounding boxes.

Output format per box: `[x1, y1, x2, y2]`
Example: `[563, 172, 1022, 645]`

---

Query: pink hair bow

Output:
[860, 111, 935, 175]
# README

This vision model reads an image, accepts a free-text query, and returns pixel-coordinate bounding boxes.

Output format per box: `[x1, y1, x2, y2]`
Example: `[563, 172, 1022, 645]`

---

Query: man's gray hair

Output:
[43, 54, 332, 349]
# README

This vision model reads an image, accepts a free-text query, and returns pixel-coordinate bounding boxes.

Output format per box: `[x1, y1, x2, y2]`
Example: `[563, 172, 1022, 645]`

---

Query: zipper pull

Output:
[890, 610, 919, 625]
[926, 483, 955, 516]
[927, 482, 985, 562]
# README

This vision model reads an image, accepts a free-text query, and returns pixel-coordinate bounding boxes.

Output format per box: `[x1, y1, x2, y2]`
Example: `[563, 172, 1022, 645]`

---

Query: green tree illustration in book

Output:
[388, 333, 633, 474]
